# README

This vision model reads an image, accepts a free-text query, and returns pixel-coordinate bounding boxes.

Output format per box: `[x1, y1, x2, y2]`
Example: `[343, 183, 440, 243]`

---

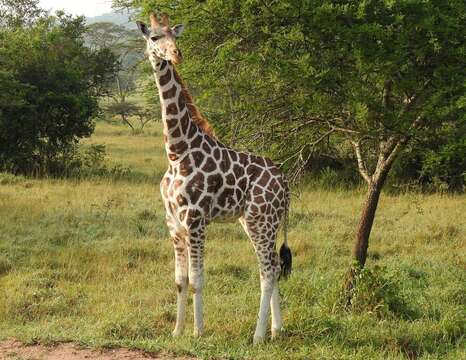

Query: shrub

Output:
[347, 265, 418, 320]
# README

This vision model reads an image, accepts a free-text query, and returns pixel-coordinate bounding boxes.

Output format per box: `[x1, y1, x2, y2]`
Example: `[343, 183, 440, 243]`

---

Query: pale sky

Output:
[39, 0, 113, 17]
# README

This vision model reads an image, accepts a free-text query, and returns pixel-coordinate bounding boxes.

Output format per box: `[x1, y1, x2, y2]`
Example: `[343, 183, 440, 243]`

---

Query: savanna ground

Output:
[0, 121, 465, 359]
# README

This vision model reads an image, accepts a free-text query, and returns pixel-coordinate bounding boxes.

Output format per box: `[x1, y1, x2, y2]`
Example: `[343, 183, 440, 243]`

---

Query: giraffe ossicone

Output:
[136, 12, 292, 344]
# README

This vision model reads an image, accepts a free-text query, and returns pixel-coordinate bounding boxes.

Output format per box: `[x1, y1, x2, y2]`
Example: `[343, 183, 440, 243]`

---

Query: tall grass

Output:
[0, 122, 465, 359]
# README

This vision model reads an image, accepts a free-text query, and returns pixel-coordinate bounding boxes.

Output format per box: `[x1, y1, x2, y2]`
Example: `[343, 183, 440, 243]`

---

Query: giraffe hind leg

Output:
[239, 216, 281, 344]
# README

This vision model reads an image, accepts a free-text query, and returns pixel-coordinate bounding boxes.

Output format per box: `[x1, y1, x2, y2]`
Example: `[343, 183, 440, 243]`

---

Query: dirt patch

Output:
[0, 340, 195, 360]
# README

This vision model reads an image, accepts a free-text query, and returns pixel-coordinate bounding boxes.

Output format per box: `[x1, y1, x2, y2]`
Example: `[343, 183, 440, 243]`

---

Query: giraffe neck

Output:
[153, 60, 200, 162]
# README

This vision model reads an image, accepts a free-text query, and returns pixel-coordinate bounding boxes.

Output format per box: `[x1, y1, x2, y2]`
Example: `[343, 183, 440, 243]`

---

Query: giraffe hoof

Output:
[271, 328, 282, 340]
[172, 328, 184, 337]
[253, 334, 265, 345]
[193, 328, 204, 337]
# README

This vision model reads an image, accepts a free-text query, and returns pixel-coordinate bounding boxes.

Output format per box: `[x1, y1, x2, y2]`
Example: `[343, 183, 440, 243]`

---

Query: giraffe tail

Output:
[279, 207, 292, 280]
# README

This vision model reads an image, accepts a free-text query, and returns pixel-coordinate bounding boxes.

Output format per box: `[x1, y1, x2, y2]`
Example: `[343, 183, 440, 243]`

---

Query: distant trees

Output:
[105, 100, 155, 133]
[86, 20, 156, 132]
[0, 0, 44, 28]
[0, 8, 118, 174]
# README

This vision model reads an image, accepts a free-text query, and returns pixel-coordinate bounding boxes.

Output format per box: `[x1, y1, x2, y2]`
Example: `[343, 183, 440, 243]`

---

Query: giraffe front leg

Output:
[187, 221, 205, 337]
[172, 232, 188, 337]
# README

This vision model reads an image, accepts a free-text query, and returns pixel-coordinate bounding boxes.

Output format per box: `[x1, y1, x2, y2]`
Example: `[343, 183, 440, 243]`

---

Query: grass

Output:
[0, 121, 465, 359]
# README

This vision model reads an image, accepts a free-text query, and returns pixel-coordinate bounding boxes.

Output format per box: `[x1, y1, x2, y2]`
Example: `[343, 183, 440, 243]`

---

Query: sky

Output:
[39, 0, 113, 17]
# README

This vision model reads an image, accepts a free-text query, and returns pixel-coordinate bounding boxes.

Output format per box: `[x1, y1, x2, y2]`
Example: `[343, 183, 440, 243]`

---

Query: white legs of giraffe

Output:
[270, 280, 283, 338]
[239, 216, 282, 344]
[254, 276, 275, 343]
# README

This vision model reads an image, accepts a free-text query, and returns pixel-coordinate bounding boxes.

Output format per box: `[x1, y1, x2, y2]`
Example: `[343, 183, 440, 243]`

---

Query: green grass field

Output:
[0, 121, 465, 359]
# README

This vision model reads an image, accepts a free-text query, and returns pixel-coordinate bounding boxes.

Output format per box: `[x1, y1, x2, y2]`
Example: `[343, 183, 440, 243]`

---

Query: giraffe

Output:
[136, 13, 292, 344]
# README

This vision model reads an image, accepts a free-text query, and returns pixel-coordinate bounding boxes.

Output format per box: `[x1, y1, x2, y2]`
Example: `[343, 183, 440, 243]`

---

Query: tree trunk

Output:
[120, 113, 134, 132]
[344, 169, 388, 305]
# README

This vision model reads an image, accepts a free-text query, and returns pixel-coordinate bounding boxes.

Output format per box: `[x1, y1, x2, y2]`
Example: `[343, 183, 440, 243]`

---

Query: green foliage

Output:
[121, 0, 465, 188]
[0, 12, 118, 175]
[392, 121, 466, 191]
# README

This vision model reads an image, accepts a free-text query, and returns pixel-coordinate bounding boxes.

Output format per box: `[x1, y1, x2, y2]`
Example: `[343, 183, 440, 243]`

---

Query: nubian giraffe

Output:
[136, 13, 292, 344]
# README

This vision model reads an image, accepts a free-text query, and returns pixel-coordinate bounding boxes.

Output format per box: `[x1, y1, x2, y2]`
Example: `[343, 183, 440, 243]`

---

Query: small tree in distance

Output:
[105, 100, 156, 132]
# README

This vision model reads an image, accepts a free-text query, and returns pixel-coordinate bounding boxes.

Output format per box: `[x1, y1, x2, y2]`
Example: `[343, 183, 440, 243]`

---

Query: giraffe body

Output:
[137, 14, 291, 343]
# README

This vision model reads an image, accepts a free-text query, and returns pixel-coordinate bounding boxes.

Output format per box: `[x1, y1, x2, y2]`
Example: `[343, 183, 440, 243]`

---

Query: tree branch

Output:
[351, 140, 371, 184]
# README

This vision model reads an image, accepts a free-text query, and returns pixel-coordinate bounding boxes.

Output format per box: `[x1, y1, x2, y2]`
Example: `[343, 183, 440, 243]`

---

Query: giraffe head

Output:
[136, 13, 185, 66]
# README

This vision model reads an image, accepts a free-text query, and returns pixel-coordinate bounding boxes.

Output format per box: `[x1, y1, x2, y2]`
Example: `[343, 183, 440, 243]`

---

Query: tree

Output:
[0, 12, 118, 174]
[105, 100, 155, 132]
[118, 0, 465, 298]
[0, 0, 44, 28]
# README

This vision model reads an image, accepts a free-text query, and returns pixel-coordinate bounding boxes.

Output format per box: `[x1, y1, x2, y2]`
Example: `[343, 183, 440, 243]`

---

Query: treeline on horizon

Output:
[1, 0, 465, 191]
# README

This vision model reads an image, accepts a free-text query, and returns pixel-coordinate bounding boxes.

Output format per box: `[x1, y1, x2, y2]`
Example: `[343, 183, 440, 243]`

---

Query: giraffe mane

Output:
[172, 67, 216, 139]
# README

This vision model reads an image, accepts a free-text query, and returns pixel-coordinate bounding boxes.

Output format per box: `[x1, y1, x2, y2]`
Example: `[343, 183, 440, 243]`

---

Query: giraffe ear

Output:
[136, 21, 150, 38]
[172, 24, 185, 38]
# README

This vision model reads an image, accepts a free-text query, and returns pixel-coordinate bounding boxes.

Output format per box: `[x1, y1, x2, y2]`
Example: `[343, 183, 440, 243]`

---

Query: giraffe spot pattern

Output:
[169, 140, 188, 154]
[156, 62, 290, 292]
[159, 69, 172, 86]
[166, 103, 178, 115]
[178, 94, 186, 110]
[163, 84, 177, 99]
[179, 112, 189, 134]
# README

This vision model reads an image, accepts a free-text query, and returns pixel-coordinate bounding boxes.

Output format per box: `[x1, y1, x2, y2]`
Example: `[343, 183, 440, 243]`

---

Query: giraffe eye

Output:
[151, 36, 161, 42]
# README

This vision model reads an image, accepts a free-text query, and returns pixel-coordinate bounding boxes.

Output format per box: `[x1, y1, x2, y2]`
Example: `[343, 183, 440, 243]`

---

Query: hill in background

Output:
[86, 11, 137, 29]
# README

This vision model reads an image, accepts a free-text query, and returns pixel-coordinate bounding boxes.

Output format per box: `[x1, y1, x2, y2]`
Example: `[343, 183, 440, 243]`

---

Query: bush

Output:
[347, 265, 418, 320]
[66, 144, 133, 180]
[0, 13, 117, 175]
[0, 172, 26, 185]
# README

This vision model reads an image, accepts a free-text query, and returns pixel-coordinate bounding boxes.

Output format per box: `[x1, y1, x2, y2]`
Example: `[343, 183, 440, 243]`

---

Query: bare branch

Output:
[282, 128, 335, 184]
[330, 126, 360, 135]
[351, 140, 371, 184]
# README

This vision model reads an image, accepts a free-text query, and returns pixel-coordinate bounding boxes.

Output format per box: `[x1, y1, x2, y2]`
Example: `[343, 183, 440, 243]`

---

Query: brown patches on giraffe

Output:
[172, 68, 216, 138]
[206, 173, 223, 193]
[192, 151, 204, 168]
[166, 117, 178, 129]
[202, 157, 217, 172]
[166, 103, 178, 115]
[170, 140, 188, 154]
[171, 127, 181, 138]
[202, 142, 211, 154]
[163, 84, 177, 99]
[179, 112, 189, 134]
[168, 153, 179, 161]
[159, 69, 172, 86]
[178, 93, 186, 110]
[179, 156, 192, 176]
[191, 135, 202, 148]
